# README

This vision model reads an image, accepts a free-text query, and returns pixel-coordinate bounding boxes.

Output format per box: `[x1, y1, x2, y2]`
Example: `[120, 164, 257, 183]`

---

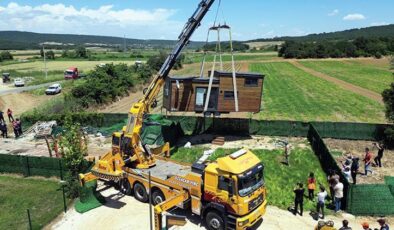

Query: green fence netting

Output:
[75, 180, 106, 213]
[307, 124, 350, 209]
[0, 154, 66, 178]
[141, 114, 182, 146]
[312, 122, 389, 140]
[347, 184, 394, 216]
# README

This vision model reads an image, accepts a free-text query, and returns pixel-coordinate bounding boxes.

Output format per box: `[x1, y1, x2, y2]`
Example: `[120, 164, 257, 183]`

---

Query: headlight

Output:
[238, 219, 249, 227]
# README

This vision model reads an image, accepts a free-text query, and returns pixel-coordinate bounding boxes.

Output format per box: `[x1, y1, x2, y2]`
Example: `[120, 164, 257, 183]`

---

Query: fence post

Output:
[62, 185, 67, 213]
[27, 209, 32, 230]
[26, 157, 30, 177]
[59, 160, 63, 180]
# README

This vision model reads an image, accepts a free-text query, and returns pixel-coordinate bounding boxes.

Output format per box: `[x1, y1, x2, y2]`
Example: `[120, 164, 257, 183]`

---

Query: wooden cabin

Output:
[163, 71, 264, 114]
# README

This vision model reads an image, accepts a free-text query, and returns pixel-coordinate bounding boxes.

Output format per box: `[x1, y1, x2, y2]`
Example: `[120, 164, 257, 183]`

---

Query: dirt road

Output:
[49, 184, 386, 230]
[0, 93, 53, 116]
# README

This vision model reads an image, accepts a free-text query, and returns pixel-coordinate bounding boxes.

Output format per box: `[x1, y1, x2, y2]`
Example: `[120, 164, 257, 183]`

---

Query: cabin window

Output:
[164, 84, 169, 97]
[218, 176, 230, 191]
[245, 78, 258, 87]
[196, 87, 207, 106]
[224, 91, 235, 100]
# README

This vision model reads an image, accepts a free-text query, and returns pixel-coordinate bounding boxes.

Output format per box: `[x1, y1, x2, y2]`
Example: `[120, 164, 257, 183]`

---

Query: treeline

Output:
[0, 51, 13, 62]
[69, 63, 153, 109]
[279, 37, 394, 59]
[197, 42, 250, 52]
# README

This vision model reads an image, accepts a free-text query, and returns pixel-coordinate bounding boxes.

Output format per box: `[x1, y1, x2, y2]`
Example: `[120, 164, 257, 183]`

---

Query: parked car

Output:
[45, 84, 62, 95]
[14, 78, 25, 87]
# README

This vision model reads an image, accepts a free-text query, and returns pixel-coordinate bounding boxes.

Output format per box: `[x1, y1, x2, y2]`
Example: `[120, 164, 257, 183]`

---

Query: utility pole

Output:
[43, 44, 47, 80]
[123, 35, 127, 53]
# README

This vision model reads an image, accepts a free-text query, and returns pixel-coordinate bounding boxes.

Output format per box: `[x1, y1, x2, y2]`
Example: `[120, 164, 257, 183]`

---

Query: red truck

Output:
[64, 67, 79, 80]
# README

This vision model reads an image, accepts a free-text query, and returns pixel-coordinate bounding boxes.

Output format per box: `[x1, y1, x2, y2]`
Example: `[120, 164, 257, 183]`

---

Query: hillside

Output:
[249, 24, 394, 42]
[0, 31, 205, 50]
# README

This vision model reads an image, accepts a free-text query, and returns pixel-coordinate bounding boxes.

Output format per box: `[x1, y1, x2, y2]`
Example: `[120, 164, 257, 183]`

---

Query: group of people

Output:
[292, 171, 344, 218]
[340, 143, 385, 185]
[0, 108, 22, 138]
[335, 218, 390, 230]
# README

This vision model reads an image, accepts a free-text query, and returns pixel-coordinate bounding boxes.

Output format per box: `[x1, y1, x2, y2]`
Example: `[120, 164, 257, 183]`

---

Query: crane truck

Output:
[79, 1, 267, 229]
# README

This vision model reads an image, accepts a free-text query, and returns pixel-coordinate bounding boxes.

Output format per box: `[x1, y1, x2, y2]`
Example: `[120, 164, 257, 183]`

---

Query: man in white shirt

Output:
[334, 179, 344, 213]
[316, 186, 328, 219]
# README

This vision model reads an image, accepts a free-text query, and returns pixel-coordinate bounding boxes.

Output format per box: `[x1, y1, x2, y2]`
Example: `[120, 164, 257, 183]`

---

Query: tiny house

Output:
[163, 71, 264, 114]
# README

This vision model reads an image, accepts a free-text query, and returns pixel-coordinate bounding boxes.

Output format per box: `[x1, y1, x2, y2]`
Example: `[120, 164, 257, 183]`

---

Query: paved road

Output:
[0, 82, 59, 96]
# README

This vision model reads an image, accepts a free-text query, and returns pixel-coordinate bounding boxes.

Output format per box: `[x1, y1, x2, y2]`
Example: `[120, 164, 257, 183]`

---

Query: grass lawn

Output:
[186, 53, 279, 63]
[251, 62, 385, 123]
[0, 175, 67, 230]
[300, 61, 393, 94]
[171, 147, 330, 212]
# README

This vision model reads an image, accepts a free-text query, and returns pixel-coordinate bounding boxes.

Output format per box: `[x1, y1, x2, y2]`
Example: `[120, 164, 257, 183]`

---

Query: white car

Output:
[14, 78, 25, 87]
[45, 84, 62, 95]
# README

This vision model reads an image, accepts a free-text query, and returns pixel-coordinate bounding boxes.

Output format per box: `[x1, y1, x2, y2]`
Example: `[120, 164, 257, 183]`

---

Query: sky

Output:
[0, 0, 393, 41]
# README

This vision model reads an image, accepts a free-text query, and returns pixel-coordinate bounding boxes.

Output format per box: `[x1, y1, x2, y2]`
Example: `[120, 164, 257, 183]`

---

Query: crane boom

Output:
[142, 0, 216, 110]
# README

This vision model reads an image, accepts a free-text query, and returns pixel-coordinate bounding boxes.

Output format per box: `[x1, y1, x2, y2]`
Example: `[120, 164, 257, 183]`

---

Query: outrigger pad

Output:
[75, 179, 106, 213]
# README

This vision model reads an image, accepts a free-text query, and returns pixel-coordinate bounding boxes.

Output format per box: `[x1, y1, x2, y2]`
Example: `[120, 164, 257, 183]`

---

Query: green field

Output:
[0, 175, 67, 230]
[300, 61, 393, 94]
[186, 53, 279, 63]
[171, 147, 330, 211]
[251, 62, 385, 122]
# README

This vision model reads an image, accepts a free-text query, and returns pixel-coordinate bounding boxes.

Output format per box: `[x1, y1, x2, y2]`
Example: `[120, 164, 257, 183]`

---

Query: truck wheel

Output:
[119, 179, 132, 195]
[133, 183, 148, 203]
[152, 190, 165, 205]
[206, 211, 225, 230]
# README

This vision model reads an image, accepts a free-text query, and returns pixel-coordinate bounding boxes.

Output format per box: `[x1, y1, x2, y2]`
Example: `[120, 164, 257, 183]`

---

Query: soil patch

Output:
[324, 138, 394, 184]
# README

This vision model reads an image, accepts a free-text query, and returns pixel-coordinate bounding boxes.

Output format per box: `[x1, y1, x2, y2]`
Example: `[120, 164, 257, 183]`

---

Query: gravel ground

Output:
[47, 182, 391, 230]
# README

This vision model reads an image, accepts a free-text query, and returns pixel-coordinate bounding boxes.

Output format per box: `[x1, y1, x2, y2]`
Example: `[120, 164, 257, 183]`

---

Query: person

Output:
[0, 110, 5, 122]
[293, 183, 305, 216]
[7, 108, 14, 122]
[308, 172, 316, 201]
[374, 143, 385, 168]
[342, 160, 352, 182]
[0, 121, 7, 138]
[333, 179, 344, 213]
[361, 222, 372, 230]
[316, 186, 327, 219]
[328, 170, 340, 205]
[15, 118, 22, 136]
[12, 120, 19, 138]
[338, 220, 352, 230]
[350, 158, 360, 185]
[284, 142, 291, 166]
[377, 218, 390, 230]
[363, 148, 373, 176]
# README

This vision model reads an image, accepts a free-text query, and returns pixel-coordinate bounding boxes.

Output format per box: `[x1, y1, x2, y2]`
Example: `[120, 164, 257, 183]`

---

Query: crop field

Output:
[185, 52, 280, 63]
[171, 147, 330, 212]
[0, 175, 68, 230]
[300, 60, 393, 94]
[0, 60, 138, 73]
[251, 62, 386, 123]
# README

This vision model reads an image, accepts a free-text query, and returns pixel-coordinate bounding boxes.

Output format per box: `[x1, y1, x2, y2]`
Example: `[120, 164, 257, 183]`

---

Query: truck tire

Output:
[133, 183, 148, 203]
[152, 189, 165, 205]
[119, 179, 132, 195]
[206, 211, 225, 230]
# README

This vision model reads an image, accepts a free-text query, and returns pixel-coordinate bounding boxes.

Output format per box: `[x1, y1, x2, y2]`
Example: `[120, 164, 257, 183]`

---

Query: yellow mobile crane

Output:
[80, 1, 267, 229]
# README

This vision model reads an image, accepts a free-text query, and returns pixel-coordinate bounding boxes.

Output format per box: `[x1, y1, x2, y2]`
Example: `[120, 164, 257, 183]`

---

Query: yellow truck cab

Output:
[201, 149, 267, 230]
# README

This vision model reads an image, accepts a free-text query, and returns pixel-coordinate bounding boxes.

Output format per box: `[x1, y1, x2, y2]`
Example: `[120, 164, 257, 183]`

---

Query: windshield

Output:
[49, 87, 56, 89]
[65, 71, 74, 75]
[238, 164, 264, 197]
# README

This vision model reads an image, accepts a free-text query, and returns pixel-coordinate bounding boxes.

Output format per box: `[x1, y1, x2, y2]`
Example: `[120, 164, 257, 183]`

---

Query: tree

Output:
[75, 46, 88, 58]
[0, 51, 13, 61]
[62, 49, 69, 58]
[46, 50, 55, 60]
[59, 116, 88, 198]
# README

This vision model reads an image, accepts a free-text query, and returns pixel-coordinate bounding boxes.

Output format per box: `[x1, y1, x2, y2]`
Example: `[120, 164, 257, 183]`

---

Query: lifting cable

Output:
[202, 0, 239, 113]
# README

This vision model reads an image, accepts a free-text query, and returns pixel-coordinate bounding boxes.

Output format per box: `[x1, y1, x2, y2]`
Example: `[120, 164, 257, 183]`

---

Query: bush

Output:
[0, 51, 13, 61]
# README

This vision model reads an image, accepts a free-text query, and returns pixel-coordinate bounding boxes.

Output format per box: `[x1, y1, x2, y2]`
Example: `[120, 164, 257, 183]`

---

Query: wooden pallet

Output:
[212, 136, 225, 146]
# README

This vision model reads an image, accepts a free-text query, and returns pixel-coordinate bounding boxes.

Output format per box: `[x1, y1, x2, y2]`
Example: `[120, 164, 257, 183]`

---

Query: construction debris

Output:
[23, 121, 57, 138]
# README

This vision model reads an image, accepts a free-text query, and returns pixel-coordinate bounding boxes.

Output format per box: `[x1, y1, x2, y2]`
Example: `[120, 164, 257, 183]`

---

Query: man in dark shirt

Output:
[339, 220, 352, 230]
[0, 111, 5, 122]
[377, 218, 390, 230]
[374, 143, 385, 168]
[293, 183, 305, 216]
